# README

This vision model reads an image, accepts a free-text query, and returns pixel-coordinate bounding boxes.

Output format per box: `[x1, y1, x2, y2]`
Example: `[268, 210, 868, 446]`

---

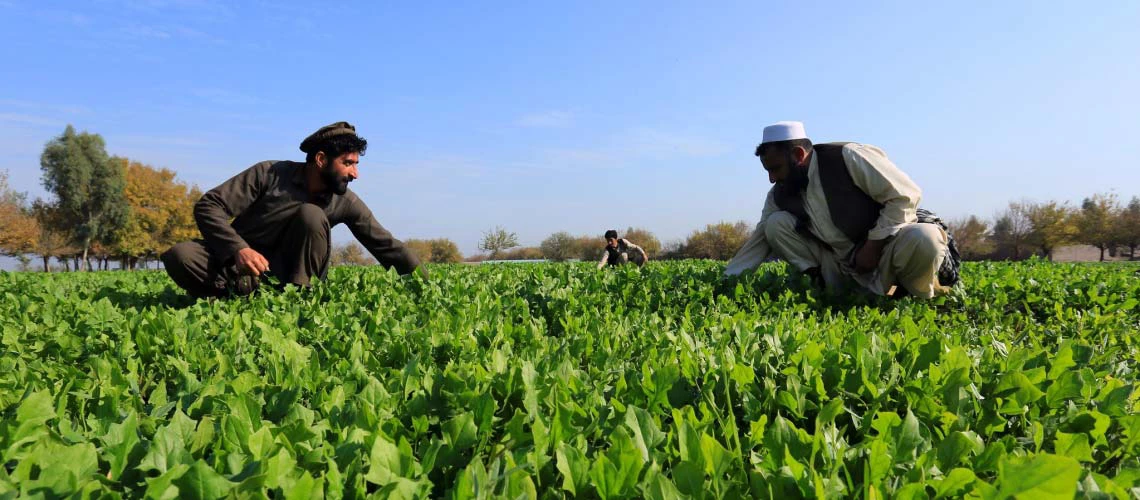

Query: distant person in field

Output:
[598, 229, 649, 269]
[725, 121, 960, 299]
[161, 122, 423, 298]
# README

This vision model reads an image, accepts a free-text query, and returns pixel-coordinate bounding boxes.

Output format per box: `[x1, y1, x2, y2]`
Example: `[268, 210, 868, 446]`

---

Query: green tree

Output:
[540, 231, 581, 261]
[1116, 196, 1140, 259]
[1078, 193, 1121, 261]
[1021, 200, 1078, 261]
[479, 226, 519, 259]
[39, 126, 128, 270]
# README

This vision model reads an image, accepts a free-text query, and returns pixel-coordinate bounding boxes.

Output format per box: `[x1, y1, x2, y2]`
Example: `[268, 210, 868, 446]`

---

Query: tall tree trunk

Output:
[42, 256, 50, 272]
[1099, 246, 1106, 262]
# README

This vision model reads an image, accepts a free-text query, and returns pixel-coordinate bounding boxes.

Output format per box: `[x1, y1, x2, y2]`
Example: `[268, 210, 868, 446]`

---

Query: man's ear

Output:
[314, 151, 326, 168]
[793, 146, 810, 166]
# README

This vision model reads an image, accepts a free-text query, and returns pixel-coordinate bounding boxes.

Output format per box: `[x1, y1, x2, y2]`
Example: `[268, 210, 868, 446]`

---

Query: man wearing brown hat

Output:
[161, 121, 424, 298]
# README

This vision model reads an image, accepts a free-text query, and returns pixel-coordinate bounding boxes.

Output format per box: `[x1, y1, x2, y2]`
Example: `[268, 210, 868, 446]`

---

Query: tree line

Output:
[0, 126, 199, 271]
[948, 194, 1140, 261]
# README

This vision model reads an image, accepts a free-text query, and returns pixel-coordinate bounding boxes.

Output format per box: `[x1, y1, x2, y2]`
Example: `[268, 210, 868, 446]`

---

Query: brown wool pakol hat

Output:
[299, 121, 357, 153]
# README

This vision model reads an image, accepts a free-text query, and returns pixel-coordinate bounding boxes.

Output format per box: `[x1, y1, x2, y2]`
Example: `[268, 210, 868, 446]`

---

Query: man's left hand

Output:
[854, 239, 886, 274]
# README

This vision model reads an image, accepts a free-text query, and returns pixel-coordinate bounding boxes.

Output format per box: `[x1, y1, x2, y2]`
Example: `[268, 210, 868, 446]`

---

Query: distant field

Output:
[1, 260, 1138, 498]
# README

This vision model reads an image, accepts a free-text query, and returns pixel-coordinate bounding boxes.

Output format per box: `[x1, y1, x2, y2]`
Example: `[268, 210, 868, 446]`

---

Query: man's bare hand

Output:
[854, 239, 885, 274]
[235, 248, 270, 276]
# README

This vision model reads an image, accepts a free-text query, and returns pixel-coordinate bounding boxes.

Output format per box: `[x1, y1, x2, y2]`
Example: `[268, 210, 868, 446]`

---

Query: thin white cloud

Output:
[0, 100, 90, 115]
[121, 23, 171, 39]
[0, 113, 65, 127]
[532, 127, 730, 170]
[517, 111, 575, 128]
[189, 88, 260, 106]
[114, 134, 212, 148]
[622, 128, 731, 158]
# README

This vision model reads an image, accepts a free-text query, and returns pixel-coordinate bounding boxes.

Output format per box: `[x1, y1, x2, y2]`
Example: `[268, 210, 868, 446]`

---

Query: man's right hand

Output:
[235, 248, 270, 276]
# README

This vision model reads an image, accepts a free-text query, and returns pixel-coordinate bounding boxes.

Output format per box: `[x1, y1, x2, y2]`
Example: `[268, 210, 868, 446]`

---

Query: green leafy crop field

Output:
[1, 260, 1139, 499]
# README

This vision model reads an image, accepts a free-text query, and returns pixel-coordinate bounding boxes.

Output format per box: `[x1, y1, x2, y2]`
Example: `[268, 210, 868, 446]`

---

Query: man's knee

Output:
[897, 224, 946, 263]
[763, 211, 799, 241]
[162, 241, 199, 271]
[294, 204, 330, 235]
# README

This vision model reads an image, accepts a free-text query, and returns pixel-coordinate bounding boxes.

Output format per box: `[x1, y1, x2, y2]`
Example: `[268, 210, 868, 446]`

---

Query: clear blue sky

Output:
[2, 1, 1138, 256]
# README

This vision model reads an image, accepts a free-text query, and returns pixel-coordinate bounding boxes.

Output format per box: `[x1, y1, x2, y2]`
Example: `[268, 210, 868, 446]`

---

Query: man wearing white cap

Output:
[724, 121, 959, 299]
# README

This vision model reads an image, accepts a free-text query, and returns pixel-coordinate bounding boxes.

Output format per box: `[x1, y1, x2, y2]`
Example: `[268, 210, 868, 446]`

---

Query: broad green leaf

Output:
[443, 412, 477, 452]
[641, 464, 685, 500]
[555, 442, 589, 495]
[670, 461, 705, 496]
[996, 454, 1081, 499]
[366, 434, 403, 486]
[102, 412, 141, 481]
[1053, 432, 1094, 462]
[625, 406, 666, 462]
[144, 463, 190, 500]
[934, 467, 976, 499]
[700, 434, 732, 477]
[816, 398, 845, 425]
[172, 460, 235, 500]
[937, 431, 984, 469]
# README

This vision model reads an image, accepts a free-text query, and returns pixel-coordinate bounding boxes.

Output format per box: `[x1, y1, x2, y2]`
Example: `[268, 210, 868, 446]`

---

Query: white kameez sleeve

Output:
[724, 188, 779, 276]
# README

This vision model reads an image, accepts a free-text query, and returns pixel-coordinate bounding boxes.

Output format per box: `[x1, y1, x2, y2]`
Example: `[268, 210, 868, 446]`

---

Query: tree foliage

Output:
[682, 221, 751, 260]
[1077, 193, 1121, 261]
[39, 126, 129, 269]
[478, 226, 519, 259]
[0, 170, 39, 257]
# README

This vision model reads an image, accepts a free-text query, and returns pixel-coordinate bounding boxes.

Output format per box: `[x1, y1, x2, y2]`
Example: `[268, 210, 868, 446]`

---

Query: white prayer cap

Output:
[761, 121, 808, 144]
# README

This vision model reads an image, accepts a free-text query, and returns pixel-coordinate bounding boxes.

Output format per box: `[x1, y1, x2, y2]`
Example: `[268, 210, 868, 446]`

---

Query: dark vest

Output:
[604, 239, 629, 266]
[772, 142, 883, 246]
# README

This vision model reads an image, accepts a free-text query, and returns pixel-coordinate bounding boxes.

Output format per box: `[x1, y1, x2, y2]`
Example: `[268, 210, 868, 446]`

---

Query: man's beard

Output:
[321, 168, 351, 195]
[785, 164, 809, 191]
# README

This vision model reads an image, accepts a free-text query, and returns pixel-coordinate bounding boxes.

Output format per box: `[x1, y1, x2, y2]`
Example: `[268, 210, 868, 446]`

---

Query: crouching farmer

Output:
[162, 121, 423, 298]
[725, 121, 959, 299]
[598, 229, 650, 269]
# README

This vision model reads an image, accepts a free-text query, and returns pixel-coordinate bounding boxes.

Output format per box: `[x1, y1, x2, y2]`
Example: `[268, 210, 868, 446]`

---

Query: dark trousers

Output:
[161, 204, 331, 297]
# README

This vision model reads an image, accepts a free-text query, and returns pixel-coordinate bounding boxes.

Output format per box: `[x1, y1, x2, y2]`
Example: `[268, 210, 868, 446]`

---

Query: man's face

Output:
[761, 146, 808, 188]
[606, 237, 618, 248]
[318, 151, 360, 195]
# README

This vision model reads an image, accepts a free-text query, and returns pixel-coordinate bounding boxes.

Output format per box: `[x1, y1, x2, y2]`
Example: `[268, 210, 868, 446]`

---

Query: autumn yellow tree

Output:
[112, 158, 201, 269]
[0, 170, 40, 259]
[683, 221, 752, 260]
[620, 227, 661, 258]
